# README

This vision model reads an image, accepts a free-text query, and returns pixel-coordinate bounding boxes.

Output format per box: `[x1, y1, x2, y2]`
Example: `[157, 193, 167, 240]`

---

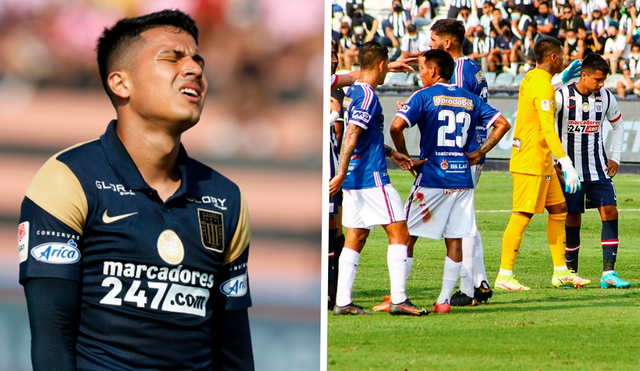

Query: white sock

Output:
[437, 256, 462, 304]
[387, 244, 408, 304]
[405, 257, 414, 281]
[602, 270, 614, 276]
[336, 248, 360, 307]
[473, 232, 488, 287]
[460, 235, 475, 297]
[554, 265, 568, 272]
[498, 269, 513, 277]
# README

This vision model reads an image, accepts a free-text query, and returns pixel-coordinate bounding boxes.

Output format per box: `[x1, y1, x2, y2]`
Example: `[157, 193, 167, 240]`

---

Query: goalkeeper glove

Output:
[557, 156, 582, 194]
[562, 60, 582, 84]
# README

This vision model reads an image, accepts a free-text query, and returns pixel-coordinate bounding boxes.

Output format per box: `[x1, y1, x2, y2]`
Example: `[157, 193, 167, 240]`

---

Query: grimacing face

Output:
[124, 27, 208, 134]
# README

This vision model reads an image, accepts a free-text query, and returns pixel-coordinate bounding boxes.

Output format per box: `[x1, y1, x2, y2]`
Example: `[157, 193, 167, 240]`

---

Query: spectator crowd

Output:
[332, 0, 640, 97]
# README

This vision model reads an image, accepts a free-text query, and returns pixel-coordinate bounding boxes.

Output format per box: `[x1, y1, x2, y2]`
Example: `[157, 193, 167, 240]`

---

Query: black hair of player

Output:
[421, 49, 454, 80]
[581, 53, 611, 75]
[96, 9, 199, 103]
[358, 41, 388, 70]
[533, 37, 562, 64]
[430, 18, 465, 44]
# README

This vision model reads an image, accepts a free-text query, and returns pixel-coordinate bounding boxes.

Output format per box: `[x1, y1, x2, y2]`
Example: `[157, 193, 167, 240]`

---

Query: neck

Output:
[537, 63, 555, 76]
[358, 69, 381, 89]
[434, 77, 449, 85]
[449, 47, 463, 61]
[115, 117, 183, 202]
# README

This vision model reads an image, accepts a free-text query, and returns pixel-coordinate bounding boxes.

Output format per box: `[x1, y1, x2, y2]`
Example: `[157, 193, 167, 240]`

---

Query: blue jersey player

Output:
[19, 10, 254, 371]
[329, 41, 428, 316]
[390, 49, 511, 313]
[428, 18, 497, 305]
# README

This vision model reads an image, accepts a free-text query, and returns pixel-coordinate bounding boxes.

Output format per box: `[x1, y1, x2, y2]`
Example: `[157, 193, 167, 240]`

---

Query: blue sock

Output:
[565, 225, 581, 272]
[601, 220, 618, 272]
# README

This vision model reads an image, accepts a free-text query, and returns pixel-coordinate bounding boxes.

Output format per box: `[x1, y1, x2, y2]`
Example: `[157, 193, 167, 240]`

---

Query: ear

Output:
[107, 70, 131, 100]
[377, 59, 386, 72]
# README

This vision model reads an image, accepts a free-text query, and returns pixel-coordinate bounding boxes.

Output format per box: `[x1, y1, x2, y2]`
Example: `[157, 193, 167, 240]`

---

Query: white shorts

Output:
[342, 184, 406, 229]
[471, 163, 483, 187]
[405, 186, 477, 239]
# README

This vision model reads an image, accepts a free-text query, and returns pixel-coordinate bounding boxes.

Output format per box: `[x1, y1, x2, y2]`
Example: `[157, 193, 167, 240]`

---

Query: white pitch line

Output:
[477, 208, 640, 213]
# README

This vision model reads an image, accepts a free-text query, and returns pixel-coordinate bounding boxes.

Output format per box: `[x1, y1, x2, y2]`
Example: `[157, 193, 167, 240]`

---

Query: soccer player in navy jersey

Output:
[19, 10, 254, 370]
[329, 41, 428, 316]
[428, 18, 493, 305]
[554, 53, 631, 289]
[390, 49, 511, 313]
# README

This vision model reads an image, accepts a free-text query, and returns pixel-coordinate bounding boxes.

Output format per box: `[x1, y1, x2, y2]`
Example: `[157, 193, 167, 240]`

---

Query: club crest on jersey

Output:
[157, 229, 184, 265]
[440, 159, 449, 170]
[582, 102, 589, 112]
[32, 239, 80, 264]
[198, 209, 224, 253]
[595, 101, 603, 112]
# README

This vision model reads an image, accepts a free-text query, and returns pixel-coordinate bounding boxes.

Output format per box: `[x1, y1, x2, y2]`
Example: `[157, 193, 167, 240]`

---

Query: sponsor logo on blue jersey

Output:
[31, 239, 80, 264]
[220, 273, 248, 297]
[351, 110, 371, 123]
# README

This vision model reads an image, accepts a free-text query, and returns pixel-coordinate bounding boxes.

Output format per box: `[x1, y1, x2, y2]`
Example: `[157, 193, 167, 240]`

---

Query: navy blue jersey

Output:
[342, 82, 390, 190]
[451, 57, 490, 165]
[18, 121, 251, 370]
[396, 83, 501, 188]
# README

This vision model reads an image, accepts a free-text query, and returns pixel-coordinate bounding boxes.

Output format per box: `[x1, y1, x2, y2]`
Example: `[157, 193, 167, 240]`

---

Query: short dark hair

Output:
[581, 53, 610, 75]
[407, 24, 417, 33]
[358, 41, 388, 69]
[533, 37, 562, 64]
[499, 20, 511, 29]
[421, 49, 454, 80]
[539, 1, 550, 8]
[96, 9, 199, 102]
[632, 42, 640, 50]
[430, 19, 466, 44]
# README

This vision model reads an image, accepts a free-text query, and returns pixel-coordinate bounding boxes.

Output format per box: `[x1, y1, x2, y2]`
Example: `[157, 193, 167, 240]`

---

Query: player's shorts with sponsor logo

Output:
[342, 184, 406, 229]
[511, 172, 565, 214]
[405, 186, 477, 239]
[564, 178, 617, 213]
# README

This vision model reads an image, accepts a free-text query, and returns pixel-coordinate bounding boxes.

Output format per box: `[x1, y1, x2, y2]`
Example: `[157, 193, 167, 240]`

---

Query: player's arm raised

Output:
[329, 123, 363, 197]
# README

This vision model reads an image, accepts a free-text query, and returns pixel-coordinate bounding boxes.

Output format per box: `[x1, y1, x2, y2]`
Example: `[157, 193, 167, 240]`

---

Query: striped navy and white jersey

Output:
[472, 36, 495, 55]
[386, 10, 412, 38]
[555, 83, 623, 181]
[449, 0, 472, 8]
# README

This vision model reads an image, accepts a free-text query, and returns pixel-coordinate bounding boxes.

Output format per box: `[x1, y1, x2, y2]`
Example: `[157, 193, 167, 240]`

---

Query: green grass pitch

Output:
[328, 170, 640, 371]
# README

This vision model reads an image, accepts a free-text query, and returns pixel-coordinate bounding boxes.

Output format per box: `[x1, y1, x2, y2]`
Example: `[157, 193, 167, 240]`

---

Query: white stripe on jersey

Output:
[357, 82, 374, 110]
[555, 84, 622, 181]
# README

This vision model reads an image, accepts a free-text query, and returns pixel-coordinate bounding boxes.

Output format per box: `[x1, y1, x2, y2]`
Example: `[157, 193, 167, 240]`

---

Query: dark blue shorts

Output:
[329, 192, 343, 218]
[564, 178, 617, 214]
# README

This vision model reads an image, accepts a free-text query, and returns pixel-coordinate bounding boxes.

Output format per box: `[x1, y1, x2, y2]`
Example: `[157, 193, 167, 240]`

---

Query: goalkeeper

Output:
[494, 38, 591, 291]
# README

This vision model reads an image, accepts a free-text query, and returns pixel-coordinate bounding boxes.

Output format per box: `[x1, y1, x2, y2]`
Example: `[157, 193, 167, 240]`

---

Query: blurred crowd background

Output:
[332, 0, 640, 98]
[0, 0, 324, 370]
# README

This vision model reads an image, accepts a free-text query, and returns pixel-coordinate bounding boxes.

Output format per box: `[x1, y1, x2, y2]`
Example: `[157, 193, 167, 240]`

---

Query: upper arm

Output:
[20, 155, 87, 285]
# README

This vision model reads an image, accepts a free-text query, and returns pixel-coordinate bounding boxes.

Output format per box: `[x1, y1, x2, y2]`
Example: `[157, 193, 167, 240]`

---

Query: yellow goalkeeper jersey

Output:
[509, 68, 567, 176]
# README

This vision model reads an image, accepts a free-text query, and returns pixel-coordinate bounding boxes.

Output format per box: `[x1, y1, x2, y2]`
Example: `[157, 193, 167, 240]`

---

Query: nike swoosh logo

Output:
[567, 105, 575, 109]
[103, 210, 138, 224]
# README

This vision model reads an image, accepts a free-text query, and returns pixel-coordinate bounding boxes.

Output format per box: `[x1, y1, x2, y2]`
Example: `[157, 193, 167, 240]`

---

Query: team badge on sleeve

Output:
[198, 209, 224, 252]
[18, 222, 29, 263]
[541, 100, 550, 111]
